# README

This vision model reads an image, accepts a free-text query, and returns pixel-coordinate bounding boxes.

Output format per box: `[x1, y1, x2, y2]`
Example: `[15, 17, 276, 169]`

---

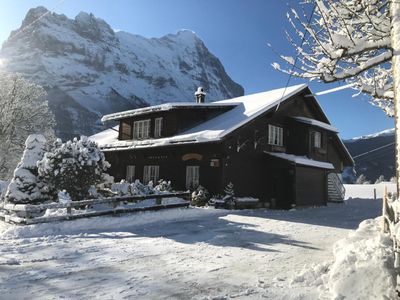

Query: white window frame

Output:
[133, 119, 150, 140]
[126, 165, 135, 182]
[268, 124, 283, 146]
[154, 117, 163, 138]
[143, 165, 159, 184]
[186, 166, 200, 189]
[313, 131, 322, 148]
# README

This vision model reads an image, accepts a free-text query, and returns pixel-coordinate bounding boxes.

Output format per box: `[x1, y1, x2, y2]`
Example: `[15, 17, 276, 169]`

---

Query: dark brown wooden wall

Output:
[295, 166, 327, 206]
[105, 143, 225, 194]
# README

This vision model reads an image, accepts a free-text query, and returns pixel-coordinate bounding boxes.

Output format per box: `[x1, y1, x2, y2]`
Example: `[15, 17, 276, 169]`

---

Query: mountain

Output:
[0, 7, 244, 139]
[343, 128, 395, 183]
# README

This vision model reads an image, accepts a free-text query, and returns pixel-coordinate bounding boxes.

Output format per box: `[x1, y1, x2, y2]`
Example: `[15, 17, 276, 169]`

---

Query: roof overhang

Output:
[291, 116, 338, 133]
[265, 151, 335, 170]
[101, 102, 238, 122]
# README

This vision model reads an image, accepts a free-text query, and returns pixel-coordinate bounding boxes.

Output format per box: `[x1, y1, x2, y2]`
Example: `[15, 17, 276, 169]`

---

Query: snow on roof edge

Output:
[292, 116, 338, 133]
[215, 84, 308, 139]
[265, 152, 335, 170]
[92, 84, 309, 150]
[101, 102, 238, 122]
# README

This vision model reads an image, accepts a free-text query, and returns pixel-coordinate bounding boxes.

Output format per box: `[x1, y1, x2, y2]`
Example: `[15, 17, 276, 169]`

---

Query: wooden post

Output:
[156, 197, 162, 205]
[66, 204, 72, 215]
[382, 186, 388, 233]
[374, 188, 377, 200]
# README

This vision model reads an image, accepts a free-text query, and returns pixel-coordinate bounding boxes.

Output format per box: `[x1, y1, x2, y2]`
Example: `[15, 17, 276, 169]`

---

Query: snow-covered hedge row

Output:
[111, 179, 172, 196]
[291, 218, 397, 299]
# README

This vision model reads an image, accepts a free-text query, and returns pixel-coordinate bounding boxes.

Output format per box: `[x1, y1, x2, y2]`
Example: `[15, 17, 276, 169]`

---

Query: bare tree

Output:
[275, 0, 400, 190]
[0, 73, 56, 179]
[275, 0, 393, 111]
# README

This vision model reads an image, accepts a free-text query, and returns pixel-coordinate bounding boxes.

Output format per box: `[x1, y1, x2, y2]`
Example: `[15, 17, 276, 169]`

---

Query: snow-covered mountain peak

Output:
[0, 7, 244, 139]
[349, 128, 395, 142]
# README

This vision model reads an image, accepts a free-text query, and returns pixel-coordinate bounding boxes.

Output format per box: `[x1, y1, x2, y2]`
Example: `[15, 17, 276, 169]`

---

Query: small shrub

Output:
[154, 180, 172, 194]
[224, 182, 235, 197]
[191, 185, 209, 207]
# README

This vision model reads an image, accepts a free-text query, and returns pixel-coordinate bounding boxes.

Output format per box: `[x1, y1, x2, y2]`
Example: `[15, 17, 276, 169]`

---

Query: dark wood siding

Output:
[105, 143, 224, 195]
[295, 166, 327, 206]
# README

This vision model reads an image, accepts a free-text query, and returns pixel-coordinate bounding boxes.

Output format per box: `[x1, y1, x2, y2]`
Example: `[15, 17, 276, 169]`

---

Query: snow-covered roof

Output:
[265, 152, 335, 170]
[101, 102, 237, 122]
[292, 116, 338, 133]
[91, 84, 308, 151]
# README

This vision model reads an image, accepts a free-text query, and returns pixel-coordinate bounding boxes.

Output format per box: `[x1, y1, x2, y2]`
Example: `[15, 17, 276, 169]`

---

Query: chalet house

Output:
[91, 84, 354, 209]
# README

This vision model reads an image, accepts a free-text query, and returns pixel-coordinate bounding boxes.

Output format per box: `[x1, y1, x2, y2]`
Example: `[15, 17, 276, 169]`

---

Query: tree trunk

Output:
[392, 0, 400, 196]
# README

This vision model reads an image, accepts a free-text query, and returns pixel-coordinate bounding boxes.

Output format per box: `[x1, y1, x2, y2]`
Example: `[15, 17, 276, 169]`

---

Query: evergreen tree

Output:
[224, 182, 235, 197]
[5, 134, 53, 204]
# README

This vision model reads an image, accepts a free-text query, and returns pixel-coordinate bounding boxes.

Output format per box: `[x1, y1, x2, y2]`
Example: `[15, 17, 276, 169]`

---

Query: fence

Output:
[382, 187, 400, 268]
[0, 191, 191, 225]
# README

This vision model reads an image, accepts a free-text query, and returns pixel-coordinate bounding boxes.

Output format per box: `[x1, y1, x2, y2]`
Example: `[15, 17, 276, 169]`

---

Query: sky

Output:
[0, 0, 394, 139]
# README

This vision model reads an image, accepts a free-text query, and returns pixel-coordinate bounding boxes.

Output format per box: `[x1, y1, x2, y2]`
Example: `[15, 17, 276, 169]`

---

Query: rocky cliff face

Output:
[0, 7, 244, 139]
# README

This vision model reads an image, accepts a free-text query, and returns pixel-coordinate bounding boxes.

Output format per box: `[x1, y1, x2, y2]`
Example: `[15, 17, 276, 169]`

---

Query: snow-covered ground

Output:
[344, 182, 396, 200]
[0, 185, 392, 299]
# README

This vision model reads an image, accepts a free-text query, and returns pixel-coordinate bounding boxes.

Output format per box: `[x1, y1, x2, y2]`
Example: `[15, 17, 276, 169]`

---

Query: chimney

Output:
[194, 87, 206, 103]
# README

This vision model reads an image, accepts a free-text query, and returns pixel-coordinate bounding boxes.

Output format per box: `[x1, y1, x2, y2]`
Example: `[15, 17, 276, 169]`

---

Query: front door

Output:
[186, 166, 200, 190]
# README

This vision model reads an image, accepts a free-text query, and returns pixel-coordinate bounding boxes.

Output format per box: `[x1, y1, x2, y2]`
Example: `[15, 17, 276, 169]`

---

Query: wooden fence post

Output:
[382, 186, 388, 233]
[66, 204, 72, 215]
[374, 188, 376, 200]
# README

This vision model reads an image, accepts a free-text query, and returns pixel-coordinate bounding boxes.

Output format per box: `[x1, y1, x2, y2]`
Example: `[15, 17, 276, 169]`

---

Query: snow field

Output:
[0, 191, 385, 299]
[344, 182, 396, 200]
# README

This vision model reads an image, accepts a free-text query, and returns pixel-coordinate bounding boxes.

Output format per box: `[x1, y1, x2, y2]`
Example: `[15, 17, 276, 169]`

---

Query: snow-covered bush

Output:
[191, 185, 209, 207]
[111, 180, 151, 196]
[58, 190, 72, 204]
[390, 176, 397, 184]
[111, 179, 172, 196]
[38, 136, 110, 201]
[375, 175, 386, 184]
[154, 180, 172, 194]
[5, 134, 54, 204]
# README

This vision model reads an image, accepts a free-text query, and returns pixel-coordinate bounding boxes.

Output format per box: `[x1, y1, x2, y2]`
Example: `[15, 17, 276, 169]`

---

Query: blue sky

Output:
[0, 0, 394, 139]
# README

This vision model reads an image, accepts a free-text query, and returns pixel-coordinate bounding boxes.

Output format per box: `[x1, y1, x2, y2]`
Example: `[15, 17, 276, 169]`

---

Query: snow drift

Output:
[292, 218, 397, 300]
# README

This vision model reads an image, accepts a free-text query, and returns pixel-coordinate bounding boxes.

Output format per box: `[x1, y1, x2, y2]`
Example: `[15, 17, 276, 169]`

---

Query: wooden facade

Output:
[98, 86, 353, 209]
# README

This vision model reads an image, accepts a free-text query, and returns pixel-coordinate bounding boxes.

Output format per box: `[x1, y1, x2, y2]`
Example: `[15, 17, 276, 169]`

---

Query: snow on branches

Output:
[0, 73, 56, 179]
[37, 136, 110, 201]
[275, 0, 394, 115]
[5, 134, 53, 204]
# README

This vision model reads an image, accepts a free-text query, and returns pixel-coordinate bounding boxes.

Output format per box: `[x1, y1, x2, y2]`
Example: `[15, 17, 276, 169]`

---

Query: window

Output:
[154, 117, 163, 138]
[126, 165, 135, 182]
[120, 120, 132, 140]
[186, 166, 200, 189]
[133, 119, 150, 139]
[268, 124, 284, 146]
[313, 131, 322, 148]
[143, 165, 159, 184]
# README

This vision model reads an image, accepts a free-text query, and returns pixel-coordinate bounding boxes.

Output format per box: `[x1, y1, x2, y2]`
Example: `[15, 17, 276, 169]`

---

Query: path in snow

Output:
[0, 197, 382, 299]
